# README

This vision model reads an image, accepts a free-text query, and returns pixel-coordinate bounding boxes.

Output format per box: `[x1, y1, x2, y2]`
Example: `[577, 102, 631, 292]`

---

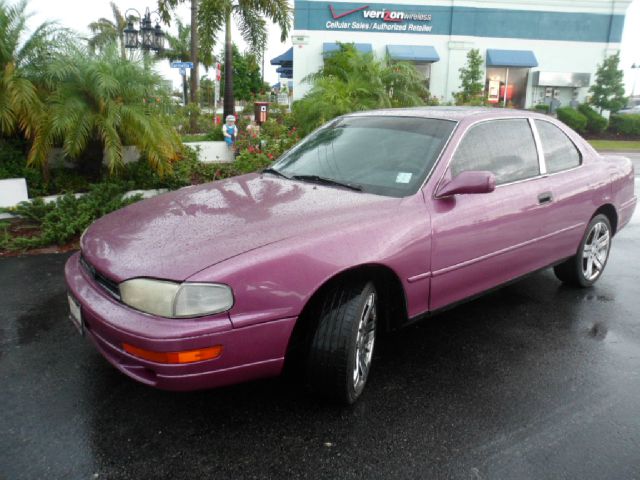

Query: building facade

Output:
[288, 0, 632, 108]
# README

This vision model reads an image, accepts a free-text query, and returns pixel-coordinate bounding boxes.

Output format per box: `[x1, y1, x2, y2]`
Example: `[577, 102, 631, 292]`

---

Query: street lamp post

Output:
[123, 7, 165, 54]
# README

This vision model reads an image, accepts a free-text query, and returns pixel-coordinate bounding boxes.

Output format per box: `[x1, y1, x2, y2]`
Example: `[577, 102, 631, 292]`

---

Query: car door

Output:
[428, 118, 555, 311]
[533, 119, 607, 264]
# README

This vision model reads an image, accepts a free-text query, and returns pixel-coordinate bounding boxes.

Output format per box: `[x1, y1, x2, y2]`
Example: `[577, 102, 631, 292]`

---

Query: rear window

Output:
[535, 120, 581, 173]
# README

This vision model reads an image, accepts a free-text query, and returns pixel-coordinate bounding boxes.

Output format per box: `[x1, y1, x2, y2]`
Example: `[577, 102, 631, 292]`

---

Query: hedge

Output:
[609, 114, 640, 137]
[556, 107, 587, 133]
[533, 104, 550, 113]
[578, 104, 608, 134]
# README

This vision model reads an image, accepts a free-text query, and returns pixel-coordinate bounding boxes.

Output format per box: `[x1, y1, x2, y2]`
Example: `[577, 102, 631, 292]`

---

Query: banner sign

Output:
[325, 3, 433, 33]
[294, 1, 625, 42]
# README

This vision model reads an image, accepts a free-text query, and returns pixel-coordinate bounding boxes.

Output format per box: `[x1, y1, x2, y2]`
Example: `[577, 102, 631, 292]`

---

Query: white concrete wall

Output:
[0, 179, 29, 208]
[184, 141, 234, 163]
[47, 146, 142, 168]
[46, 142, 233, 168]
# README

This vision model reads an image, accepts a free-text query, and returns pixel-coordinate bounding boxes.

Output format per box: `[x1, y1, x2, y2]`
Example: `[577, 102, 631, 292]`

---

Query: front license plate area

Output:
[68, 294, 84, 336]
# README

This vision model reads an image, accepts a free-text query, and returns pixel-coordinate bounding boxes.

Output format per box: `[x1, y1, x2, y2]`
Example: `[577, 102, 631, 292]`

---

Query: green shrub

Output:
[556, 107, 588, 133]
[206, 127, 225, 141]
[0, 139, 96, 196]
[234, 151, 271, 173]
[533, 104, 550, 113]
[578, 104, 608, 134]
[174, 103, 214, 134]
[609, 114, 640, 137]
[0, 140, 47, 197]
[268, 104, 289, 123]
[1, 182, 141, 251]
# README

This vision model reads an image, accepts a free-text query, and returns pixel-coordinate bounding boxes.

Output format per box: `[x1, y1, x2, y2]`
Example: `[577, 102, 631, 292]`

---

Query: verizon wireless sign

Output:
[326, 4, 434, 32]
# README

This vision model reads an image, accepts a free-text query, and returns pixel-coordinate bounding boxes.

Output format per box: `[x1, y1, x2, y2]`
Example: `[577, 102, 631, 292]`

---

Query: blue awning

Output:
[276, 66, 293, 78]
[323, 43, 372, 54]
[486, 49, 538, 68]
[386, 45, 440, 62]
[270, 47, 293, 66]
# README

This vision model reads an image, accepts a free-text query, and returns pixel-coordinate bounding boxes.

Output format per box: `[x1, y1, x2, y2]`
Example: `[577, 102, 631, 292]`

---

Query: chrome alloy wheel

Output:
[353, 292, 377, 392]
[582, 221, 611, 282]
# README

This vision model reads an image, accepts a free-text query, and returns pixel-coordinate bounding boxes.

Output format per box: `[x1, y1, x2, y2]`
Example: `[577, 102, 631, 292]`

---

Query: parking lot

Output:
[1, 176, 639, 480]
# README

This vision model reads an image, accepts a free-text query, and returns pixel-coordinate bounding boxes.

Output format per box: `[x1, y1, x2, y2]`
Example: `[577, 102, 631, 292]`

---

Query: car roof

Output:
[347, 106, 534, 122]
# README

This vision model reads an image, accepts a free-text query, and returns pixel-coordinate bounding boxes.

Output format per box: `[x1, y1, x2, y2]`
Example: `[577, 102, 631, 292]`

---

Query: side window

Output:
[535, 120, 581, 173]
[451, 119, 540, 185]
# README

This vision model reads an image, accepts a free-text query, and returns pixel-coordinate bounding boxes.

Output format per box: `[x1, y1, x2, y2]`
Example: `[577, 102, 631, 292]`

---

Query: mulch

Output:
[0, 217, 79, 258]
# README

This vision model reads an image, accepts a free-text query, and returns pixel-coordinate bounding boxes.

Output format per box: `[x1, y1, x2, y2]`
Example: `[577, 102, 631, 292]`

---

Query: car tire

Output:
[306, 280, 378, 404]
[553, 214, 612, 288]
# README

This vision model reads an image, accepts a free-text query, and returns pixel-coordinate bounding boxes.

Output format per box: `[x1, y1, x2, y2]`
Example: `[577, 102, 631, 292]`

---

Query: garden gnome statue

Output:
[223, 115, 238, 149]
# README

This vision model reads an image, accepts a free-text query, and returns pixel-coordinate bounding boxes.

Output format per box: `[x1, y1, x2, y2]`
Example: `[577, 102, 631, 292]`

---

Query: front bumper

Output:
[65, 252, 297, 391]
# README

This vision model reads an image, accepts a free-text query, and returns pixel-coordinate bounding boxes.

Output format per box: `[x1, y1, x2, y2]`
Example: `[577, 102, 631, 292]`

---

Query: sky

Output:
[21, 0, 640, 95]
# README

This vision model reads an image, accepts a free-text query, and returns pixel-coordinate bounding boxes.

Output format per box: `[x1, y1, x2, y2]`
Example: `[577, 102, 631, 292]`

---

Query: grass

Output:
[588, 140, 640, 151]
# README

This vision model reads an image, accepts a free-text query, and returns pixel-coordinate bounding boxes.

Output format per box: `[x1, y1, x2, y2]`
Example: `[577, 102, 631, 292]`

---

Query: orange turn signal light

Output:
[123, 343, 223, 364]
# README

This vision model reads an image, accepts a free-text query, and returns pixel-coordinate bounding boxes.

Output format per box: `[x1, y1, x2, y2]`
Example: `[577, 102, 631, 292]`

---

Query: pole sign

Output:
[171, 61, 194, 69]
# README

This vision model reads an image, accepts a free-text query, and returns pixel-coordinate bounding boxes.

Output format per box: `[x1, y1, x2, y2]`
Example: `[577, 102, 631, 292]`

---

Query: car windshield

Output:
[271, 116, 457, 197]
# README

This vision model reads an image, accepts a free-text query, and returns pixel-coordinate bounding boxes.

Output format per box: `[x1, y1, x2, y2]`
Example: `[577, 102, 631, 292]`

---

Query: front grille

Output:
[80, 255, 121, 300]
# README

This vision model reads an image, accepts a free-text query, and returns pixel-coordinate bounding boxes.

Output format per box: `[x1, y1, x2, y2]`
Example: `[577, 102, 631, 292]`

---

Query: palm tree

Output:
[293, 44, 428, 134]
[87, 2, 128, 60]
[219, 0, 290, 118]
[158, 18, 212, 104]
[159, 18, 192, 103]
[28, 46, 182, 177]
[158, 0, 291, 117]
[0, 0, 62, 139]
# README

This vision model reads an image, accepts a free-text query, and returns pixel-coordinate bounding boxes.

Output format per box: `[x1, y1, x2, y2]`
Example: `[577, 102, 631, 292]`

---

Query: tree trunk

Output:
[190, 0, 199, 105]
[183, 73, 189, 106]
[120, 33, 126, 60]
[79, 137, 105, 181]
[223, 8, 234, 119]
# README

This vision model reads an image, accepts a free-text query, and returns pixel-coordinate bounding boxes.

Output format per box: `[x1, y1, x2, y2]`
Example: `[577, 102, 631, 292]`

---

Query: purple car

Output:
[65, 107, 636, 404]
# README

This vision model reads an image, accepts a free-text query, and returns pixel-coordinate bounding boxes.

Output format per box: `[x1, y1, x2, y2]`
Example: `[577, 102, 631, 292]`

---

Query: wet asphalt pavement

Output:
[2, 182, 640, 480]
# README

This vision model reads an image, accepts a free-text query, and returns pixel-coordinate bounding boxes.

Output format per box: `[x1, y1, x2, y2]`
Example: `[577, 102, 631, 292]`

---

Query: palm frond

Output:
[233, 4, 267, 54]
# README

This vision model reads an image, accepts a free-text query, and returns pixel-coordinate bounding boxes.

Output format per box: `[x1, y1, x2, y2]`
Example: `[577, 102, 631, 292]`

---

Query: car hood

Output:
[81, 173, 402, 282]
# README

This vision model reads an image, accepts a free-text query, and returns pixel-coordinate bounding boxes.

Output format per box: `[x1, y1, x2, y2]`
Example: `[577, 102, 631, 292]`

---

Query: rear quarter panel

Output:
[602, 154, 636, 231]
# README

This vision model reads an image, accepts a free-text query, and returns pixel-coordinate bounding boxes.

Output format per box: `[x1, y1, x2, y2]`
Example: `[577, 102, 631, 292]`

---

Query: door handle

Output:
[538, 192, 553, 205]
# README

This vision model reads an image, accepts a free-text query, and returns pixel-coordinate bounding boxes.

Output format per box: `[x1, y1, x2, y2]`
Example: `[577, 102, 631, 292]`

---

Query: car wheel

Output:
[306, 280, 377, 404]
[554, 214, 612, 287]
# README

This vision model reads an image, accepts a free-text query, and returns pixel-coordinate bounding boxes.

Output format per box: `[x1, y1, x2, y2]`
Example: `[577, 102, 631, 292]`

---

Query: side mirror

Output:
[436, 171, 496, 198]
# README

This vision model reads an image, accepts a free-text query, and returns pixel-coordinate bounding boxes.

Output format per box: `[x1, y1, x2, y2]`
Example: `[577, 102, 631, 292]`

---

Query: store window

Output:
[413, 62, 432, 90]
[451, 119, 540, 184]
[535, 120, 581, 173]
[486, 68, 529, 108]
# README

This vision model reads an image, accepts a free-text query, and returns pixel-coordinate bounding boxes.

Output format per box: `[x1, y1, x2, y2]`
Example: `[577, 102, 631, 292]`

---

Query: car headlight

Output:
[119, 279, 234, 318]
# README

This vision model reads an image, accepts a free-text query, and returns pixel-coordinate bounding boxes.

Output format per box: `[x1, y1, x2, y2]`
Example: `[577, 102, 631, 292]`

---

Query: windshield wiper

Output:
[292, 174, 363, 192]
[261, 167, 290, 179]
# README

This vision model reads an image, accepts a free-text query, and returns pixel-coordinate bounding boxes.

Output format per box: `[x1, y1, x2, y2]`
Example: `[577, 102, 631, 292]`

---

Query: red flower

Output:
[268, 153, 274, 160]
